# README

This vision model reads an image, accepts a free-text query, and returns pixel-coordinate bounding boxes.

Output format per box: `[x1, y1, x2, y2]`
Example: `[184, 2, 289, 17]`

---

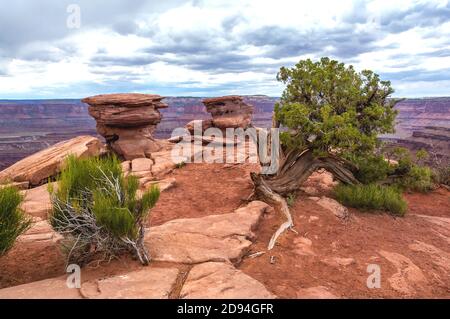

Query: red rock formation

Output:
[202, 96, 254, 130]
[0, 136, 104, 186]
[82, 93, 168, 160]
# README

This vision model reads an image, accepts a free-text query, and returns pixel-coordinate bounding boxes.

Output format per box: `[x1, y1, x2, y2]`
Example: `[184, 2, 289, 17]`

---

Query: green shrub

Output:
[49, 155, 160, 266]
[0, 186, 32, 255]
[433, 165, 450, 187]
[334, 184, 407, 216]
[351, 154, 393, 184]
[286, 193, 296, 207]
[387, 147, 435, 192]
[397, 165, 434, 192]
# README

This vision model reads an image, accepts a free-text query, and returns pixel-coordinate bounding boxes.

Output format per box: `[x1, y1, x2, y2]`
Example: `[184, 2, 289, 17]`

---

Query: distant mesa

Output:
[82, 93, 168, 160]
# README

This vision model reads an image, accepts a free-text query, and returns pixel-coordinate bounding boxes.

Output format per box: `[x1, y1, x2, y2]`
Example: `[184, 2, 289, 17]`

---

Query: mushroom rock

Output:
[82, 93, 168, 160]
[185, 119, 213, 135]
[202, 96, 254, 130]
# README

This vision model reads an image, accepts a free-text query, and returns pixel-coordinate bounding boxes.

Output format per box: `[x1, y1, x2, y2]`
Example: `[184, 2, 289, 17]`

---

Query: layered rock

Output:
[181, 262, 275, 299]
[202, 96, 254, 130]
[0, 136, 104, 186]
[80, 268, 179, 299]
[82, 94, 168, 160]
[145, 201, 269, 264]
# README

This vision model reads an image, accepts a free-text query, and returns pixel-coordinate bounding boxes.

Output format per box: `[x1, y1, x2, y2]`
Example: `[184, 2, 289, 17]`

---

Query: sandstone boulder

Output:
[0, 276, 81, 299]
[0, 136, 104, 186]
[131, 158, 153, 173]
[202, 96, 253, 130]
[296, 286, 339, 299]
[20, 184, 52, 219]
[80, 268, 179, 299]
[83, 93, 168, 160]
[181, 262, 275, 299]
[145, 201, 269, 264]
[185, 119, 213, 135]
[310, 196, 349, 219]
[379, 250, 427, 295]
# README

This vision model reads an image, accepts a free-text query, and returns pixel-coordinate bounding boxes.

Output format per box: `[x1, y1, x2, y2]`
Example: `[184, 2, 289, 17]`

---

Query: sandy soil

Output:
[1, 163, 449, 298]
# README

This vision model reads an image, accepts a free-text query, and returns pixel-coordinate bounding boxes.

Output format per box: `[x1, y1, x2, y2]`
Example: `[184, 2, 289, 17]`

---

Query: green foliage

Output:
[433, 165, 450, 186]
[392, 147, 434, 192]
[350, 154, 393, 184]
[397, 165, 434, 193]
[176, 161, 186, 169]
[286, 193, 296, 207]
[415, 149, 429, 164]
[50, 155, 160, 265]
[0, 186, 32, 255]
[275, 57, 398, 157]
[334, 184, 407, 216]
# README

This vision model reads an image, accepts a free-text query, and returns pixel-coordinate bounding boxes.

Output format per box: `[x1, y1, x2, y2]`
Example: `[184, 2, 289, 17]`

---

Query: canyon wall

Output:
[0, 96, 448, 170]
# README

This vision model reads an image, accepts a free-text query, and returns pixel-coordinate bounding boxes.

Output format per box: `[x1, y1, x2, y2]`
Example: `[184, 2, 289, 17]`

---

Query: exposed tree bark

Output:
[250, 172, 293, 250]
[264, 149, 359, 196]
[251, 132, 359, 250]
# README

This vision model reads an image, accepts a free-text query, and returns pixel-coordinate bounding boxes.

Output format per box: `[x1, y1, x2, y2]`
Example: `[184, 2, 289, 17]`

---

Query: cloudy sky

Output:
[0, 0, 449, 98]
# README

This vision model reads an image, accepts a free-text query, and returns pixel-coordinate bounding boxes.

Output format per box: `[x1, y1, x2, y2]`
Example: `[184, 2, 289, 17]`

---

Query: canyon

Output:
[0, 96, 449, 171]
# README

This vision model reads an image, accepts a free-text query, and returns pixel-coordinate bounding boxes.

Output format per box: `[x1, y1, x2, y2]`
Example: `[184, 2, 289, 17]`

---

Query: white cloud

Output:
[0, 0, 449, 97]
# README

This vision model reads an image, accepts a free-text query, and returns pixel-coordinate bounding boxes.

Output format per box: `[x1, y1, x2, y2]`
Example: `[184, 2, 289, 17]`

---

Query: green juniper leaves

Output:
[275, 57, 398, 157]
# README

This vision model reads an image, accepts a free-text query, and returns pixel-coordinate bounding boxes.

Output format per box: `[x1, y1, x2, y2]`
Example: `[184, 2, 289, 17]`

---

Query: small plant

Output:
[391, 147, 434, 192]
[49, 155, 160, 266]
[286, 193, 296, 207]
[176, 161, 186, 169]
[334, 184, 407, 216]
[0, 186, 32, 256]
[350, 154, 393, 184]
[434, 165, 450, 187]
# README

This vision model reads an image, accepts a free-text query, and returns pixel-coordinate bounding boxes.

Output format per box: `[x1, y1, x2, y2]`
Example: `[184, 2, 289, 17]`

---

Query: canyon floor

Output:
[0, 161, 449, 298]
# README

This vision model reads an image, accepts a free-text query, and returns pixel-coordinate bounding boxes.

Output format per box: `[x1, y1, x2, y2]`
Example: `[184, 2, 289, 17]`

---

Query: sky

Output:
[0, 0, 449, 99]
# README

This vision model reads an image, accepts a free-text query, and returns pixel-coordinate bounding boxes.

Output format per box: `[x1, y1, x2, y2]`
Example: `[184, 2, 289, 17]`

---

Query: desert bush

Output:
[350, 154, 393, 184]
[433, 165, 450, 187]
[391, 147, 434, 192]
[334, 184, 407, 216]
[49, 155, 160, 266]
[0, 186, 32, 255]
[397, 165, 434, 192]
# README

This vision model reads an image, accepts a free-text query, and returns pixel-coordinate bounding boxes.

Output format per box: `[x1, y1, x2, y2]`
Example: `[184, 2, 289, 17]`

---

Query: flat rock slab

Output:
[180, 262, 275, 299]
[20, 184, 52, 219]
[296, 286, 339, 299]
[309, 196, 348, 219]
[145, 201, 269, 264]
[80, 268, 179, 299]
[0, 136, 104, 186]
[0, 276, 81, 299]
[379, 250, 427, 295]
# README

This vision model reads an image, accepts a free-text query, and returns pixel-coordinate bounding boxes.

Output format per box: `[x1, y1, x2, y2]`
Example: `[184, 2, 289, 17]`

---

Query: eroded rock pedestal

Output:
[202, 96, 254, 130]
[82, 94, 168, 160]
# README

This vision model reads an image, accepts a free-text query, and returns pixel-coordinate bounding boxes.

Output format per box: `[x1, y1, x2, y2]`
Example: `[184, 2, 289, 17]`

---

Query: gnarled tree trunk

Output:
[250, 130, 359, 250]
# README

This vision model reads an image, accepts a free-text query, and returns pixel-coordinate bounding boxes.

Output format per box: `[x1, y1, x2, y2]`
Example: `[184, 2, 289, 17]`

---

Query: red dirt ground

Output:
[1, 163, 449, 298]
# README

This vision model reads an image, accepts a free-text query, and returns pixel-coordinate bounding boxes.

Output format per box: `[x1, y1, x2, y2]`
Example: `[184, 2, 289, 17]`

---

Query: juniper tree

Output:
[250, 57, 399, 248]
